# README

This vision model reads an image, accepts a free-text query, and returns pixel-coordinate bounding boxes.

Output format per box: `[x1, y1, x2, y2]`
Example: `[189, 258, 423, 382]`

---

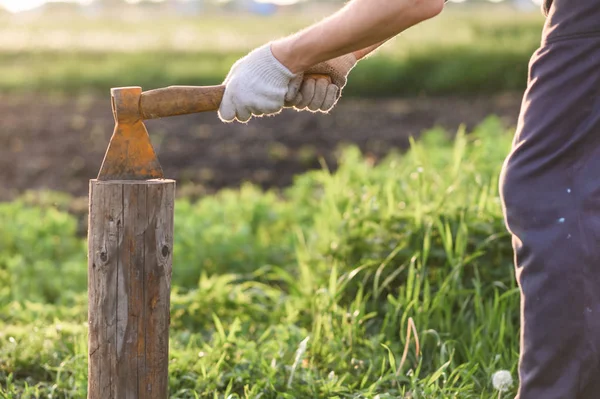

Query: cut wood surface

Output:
[88, 179, 175, 399]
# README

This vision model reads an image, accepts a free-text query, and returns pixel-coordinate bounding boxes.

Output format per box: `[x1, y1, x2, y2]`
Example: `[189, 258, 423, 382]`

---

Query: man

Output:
[219, 0, 600, 397]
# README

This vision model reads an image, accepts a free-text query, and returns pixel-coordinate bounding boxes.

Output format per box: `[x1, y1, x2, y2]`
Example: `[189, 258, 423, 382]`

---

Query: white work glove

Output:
[218, 44, 299, 123]
[286, 53, 357, 113]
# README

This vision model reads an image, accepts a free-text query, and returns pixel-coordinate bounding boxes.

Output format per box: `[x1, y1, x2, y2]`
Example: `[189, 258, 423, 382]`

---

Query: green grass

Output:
[0, 7, 544, 96]
[0, 117, 521, 398]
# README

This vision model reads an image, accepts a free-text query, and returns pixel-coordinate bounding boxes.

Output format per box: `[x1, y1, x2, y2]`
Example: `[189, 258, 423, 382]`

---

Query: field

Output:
[1, 119, 519, 398]
[0, 5, 539, 200]
[0, 91, 523, 203]
[0, 5, 538, 398]
[0, 6, 544, 96]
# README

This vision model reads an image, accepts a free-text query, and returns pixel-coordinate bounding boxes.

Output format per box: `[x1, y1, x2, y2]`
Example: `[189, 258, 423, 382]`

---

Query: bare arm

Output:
[354, 40, 389, 60]
[271, 0, 444, 73]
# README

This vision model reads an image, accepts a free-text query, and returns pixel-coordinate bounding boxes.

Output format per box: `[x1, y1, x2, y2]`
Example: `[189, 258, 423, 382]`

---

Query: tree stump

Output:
[87, 179, 175, 399]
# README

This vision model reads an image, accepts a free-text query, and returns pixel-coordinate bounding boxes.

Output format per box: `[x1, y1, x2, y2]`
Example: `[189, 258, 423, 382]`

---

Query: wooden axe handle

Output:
[139, 74, 332, 120]
[140, 85, 224, 120]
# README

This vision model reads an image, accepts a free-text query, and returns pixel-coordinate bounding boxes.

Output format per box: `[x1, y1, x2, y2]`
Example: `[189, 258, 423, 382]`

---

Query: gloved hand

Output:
[218, 44, 300, 123]
[286, 53, 357, 113]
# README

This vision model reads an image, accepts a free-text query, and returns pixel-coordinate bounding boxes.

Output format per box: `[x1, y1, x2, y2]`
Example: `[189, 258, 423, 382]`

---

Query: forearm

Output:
[353, 40, 389, 60]
[272, 0, 444, 73]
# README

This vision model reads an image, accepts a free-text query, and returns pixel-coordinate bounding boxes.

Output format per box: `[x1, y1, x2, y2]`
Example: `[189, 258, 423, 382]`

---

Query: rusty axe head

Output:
[97, 74, 330, 181]
[97, 87, 164, 181]
[97, 84, 226, 181]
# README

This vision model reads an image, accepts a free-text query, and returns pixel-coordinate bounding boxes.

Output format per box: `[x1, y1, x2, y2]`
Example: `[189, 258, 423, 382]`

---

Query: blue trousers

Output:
[499, 0, 600, 396]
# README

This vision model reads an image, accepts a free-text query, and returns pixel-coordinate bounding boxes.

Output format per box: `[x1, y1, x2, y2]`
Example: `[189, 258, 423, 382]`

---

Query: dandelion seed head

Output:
[492, 370, 513, 392]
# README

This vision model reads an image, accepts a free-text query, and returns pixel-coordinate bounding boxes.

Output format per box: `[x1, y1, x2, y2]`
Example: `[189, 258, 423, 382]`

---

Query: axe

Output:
[98, 76, 329, 181]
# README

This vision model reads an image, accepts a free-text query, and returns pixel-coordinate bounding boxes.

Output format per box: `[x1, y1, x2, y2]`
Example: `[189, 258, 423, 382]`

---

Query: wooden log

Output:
[88, 179, 175, 399]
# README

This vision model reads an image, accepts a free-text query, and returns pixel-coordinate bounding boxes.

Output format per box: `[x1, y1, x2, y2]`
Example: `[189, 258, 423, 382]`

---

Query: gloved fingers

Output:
[295, 78, 316, 109]
[219, 84, 287, 122]
[284, 86, 303, 108]
[285, 92, 302, 108]
[218, 86, 254, 123]
[309, 69, 345, 89]
[285, 74, 304, 103]
[222, 91, 285, 122]
[235, 105, 252, 123]
[248, 99, 282, 116]
[320, 84, 340, 112]
[218, 89, 237, 123]
[218, 43, 297, 123]
[307, 78, 329, 111]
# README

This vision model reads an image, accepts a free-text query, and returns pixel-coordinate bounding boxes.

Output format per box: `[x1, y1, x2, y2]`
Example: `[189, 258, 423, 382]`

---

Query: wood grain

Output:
[140, 85, 225, 120]
[88, 179, 175, 399]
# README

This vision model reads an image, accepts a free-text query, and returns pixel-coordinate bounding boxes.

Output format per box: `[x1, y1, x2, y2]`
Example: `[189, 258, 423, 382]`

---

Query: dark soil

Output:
[0, 92, 523, 202]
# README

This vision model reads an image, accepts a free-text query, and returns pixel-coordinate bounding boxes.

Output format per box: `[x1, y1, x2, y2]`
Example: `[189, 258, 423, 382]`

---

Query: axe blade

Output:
[97, 119, 164, 181]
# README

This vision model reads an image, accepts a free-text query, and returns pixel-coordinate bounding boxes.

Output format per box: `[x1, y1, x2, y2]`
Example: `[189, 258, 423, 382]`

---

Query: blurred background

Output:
[0, 1, 547, 397]
[0, 0, 544, 202]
